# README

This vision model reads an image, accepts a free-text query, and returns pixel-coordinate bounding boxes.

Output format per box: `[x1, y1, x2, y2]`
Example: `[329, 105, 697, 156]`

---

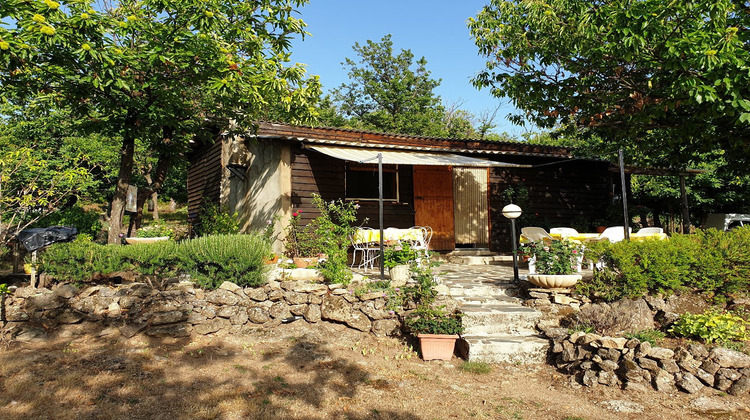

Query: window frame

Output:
[345, 162, 400, 202]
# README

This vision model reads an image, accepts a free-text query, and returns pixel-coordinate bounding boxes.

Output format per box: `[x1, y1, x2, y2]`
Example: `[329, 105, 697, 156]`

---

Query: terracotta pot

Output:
[596, 226, 607, 233]
[265, 254, 280, 264]
[417, 334, 459, 361]
[293, 256, 319, 268]
[528, 273, 582, 288]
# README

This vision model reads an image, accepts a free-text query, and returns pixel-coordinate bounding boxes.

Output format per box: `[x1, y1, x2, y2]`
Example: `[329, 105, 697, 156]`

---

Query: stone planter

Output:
[388, 264, 411, 286]
[528, 273, 582, 288]
[293, 257, 319, 269]
[417, 333, 459, 361]
[125, 236, 170, 245]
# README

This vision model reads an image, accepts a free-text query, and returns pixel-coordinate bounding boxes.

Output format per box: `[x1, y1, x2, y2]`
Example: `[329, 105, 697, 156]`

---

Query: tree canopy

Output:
[469, 0, 750, 171]
[1, 0, 321, 242]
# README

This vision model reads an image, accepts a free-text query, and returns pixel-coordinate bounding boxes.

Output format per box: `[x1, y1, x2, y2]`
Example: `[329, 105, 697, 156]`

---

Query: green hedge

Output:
[36, 234, 270, 289]
[576, 227, 750, 302]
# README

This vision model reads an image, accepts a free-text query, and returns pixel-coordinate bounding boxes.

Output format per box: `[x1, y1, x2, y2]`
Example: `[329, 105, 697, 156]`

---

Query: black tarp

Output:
[16, 226, 78, 252]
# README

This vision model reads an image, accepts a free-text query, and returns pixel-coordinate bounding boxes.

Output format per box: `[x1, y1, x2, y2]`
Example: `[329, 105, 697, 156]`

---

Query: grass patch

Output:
[624, 329, 666, 346]
[460, 361, 492, 374]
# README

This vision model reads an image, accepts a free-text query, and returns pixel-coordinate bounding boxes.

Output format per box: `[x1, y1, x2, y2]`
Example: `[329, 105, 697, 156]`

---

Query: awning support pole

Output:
[619, 149, 630, 240]
[378, 153, 384, 280]
[680, 175, 690, 234]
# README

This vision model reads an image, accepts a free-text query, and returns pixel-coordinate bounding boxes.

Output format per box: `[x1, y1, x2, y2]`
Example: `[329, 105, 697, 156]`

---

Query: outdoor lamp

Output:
[502, 204, 522, 283]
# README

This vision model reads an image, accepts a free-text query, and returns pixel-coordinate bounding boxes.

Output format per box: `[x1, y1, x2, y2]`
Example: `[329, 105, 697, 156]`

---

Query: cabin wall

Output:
[291, 147, 415, 228]
[187, 138, 224, 227]
[489, 160, 612, 252]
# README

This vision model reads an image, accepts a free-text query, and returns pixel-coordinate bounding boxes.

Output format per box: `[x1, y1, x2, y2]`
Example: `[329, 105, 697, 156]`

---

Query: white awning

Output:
[307, 145, 527, 167]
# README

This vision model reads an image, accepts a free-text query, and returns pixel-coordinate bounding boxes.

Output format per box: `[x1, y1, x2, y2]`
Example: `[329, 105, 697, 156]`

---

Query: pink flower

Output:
[572, 250, 578, 254]
[389, 310, 395, 315]
[543, 246, 550, 252]
[292, 212, 299, 217]
[298, 209, 303, 213]
[354, 204, 360, 209]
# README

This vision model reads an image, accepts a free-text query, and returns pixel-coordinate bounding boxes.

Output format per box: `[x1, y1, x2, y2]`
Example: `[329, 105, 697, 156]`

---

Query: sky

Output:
[289, 0, 530, 137]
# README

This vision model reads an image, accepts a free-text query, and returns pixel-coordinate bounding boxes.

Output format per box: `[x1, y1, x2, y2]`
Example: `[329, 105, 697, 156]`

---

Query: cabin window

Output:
[345, 163, 399, 201]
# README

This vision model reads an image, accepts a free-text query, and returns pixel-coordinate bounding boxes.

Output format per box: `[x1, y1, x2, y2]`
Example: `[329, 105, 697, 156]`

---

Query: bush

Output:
[33, 205, 103, 238]
[36, 234, 270, 289]
[193, 202, 239, 237]
[405, 305, 464, 335]
[576, 228, 750, 302]
[669, 310, 750, 344]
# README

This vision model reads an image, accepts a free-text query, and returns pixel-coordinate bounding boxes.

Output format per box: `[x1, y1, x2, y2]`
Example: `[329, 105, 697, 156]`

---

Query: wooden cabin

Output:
[187, 122, 617, 253]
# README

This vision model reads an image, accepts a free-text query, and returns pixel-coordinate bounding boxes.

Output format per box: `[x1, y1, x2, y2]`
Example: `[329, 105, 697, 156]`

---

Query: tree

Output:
[1, 0, 321, 243]
[329, 34, 447, 136]
[469, 0, 750, 172]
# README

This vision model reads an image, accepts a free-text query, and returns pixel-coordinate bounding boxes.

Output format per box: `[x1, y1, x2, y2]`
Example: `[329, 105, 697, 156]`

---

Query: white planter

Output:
[125, 236, 170, 244]
[389, 264, 411, 287]
[528, 273, 582, 288]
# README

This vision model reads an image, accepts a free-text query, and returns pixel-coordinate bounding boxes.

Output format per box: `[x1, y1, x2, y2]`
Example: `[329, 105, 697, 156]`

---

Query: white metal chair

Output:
[637, 227, 664, 234]
[350, 228, 380, 270]
[550, 227, 579, 237]
[596, 226, 632, 243]
[409, 226, 432, 265]
[520, 227, 554, 243]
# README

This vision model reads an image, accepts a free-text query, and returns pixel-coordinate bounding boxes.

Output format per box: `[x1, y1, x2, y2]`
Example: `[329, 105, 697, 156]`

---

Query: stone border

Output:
[543, 328, 750, 395]
[2, 277, 408, 339]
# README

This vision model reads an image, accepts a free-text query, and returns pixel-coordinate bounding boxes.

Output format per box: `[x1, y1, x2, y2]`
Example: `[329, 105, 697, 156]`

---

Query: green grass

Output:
[624, 329, 666, 346]
[460, 361, 492, 374]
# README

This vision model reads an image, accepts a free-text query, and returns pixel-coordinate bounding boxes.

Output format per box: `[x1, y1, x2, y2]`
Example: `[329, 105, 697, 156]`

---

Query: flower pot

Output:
[596, 226, 607, 233]
[125, 236, 170, 245]
[388, 264, 411, 286]
[417, 333, 459, 361]
[265, 254, 280, 264]
[293, 256, 319, 269]
[528, 273, 582, 288]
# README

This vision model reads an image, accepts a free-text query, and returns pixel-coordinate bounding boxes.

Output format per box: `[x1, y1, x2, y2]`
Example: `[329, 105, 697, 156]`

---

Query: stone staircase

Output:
[438, 264, 550, 364]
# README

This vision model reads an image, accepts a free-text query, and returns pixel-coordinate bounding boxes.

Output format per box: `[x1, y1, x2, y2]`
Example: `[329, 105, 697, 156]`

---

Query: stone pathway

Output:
[435, 262, 550, 364]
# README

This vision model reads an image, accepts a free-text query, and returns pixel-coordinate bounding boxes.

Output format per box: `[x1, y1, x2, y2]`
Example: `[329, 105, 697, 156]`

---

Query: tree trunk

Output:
[131, 144, 172, 233]
[151, 191, 159, 221]
[107, 130, 136, 244]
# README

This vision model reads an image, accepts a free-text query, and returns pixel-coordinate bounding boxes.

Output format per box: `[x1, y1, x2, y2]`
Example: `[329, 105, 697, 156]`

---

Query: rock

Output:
[359, 292, 385, 301]
[623, 381, 650, 392]
[647, 347, 675, 360]
[560, 341, 577, 362]
[205, 289, 239, 306]
[216, 306, 236, 319]
[193, 318, 230, 335]
[289, 282, 329, 295]
[597, 370, 619, 387]
[695, 369, 715, 387]
[283, 291, 308, 305]
[701, 360, 720, 375]
[371, 319, 401, 336]
[541, 327, 570, 341]
[320, 295, 371, 331]
[200, 306, 217, 319]
[269, 302, 291, 319]
[244, 287, 268, 301]
[57, 309, 84, 324]
[577, 333, 601, 345]
[553, 294, 575, 305]
[659, 358, 680, 374]
[146, 324, 189, 337]
[574, 298, 654, 335]
[710, 347, 750, 368]
[247, 307, 270, 324]
[676, 373, 704, 394]
[597, 359, 620, 372]
[601, 400, 644, 414]
[289, 304, 307, 316]
[359, 301, 391, 320]
[734, 373, 750, 392]
[619, 359, 648, 383]
[308, 294, 323, 305]
[151, 311, 187, 325]
[302, 304, 321, 323]
[119, 322, 147, 338]
[689, 396, 747, 415]
[597, 347, 621, 362]
[687, 343, 709, 360]
[653, 369, 676, 392]
[625, 338, 640, 349]
[25, 292, 64, 311]
[582, 369, 598, 387]
[219, 281, 242, 295]
[230, 311, 249, 325]
[598, 336, 627, 349]
[53, 284, 78, 299]
[679, 357, 702, 373]
[635, 341, 651, 358]
[636, 357, 660, 372]
[717, 368, 742, 381]
[267, 290, 284, 301]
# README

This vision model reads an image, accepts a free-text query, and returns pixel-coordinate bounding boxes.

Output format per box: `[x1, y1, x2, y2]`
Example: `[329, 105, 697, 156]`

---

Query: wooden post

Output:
[679, 175, 690, 234]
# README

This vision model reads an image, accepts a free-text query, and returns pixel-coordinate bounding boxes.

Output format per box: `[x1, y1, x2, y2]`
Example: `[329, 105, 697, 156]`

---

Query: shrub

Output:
[36, 234, 270, 289]
[193, 201, 239, 236]
[405, 305, 464, 335]
[519, 239, 582, 275]
[135, 220, 174, 239]
[669, 310, 750, 344]
[33, 205, 103, 238]
[575, 228, 750, 302]
[383, 241, 422, 269]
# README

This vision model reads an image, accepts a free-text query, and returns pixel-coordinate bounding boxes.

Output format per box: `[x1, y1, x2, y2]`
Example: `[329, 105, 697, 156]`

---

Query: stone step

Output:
[444, 283, 518, 298]
[460, 304, 542, 333]
[457, 334, 550, 364]
[445, 255, 513, 265]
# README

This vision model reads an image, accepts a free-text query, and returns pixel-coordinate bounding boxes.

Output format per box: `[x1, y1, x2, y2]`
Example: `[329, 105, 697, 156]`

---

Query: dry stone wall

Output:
[2, 278, 405, 339]
[544, 327, 750, 396]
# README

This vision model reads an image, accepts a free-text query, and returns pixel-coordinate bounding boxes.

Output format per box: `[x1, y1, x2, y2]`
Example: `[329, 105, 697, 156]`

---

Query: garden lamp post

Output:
[502, 204, 522, 283]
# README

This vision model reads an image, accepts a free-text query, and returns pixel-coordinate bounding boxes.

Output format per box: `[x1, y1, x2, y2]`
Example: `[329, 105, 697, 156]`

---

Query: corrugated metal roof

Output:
[308, 145, 529, 167]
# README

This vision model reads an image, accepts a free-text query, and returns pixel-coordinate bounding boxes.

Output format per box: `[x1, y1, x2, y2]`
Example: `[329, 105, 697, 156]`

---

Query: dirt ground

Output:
[1, 321, 749, 420]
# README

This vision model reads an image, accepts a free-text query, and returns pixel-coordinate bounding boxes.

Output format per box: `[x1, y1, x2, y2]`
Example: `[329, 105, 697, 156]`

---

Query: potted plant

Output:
[282, 210, 324, 268]
[406, 305, 464, 361]
[126, 221, 173, 244]
[519, 239, 583, 288]
[383, 241, 421, 285]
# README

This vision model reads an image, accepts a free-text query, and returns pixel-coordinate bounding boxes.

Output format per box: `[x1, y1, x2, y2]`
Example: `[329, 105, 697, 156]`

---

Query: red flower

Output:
[298, 209, 303, 213]
[292, 212, 299, 217]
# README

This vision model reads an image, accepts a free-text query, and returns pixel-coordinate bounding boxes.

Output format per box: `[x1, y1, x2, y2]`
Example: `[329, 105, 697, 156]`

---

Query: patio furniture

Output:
[636, 227, 664, 234]
[594, 226, 632, 243]
[549, 227, 579, 238]
[351, 228, 380, 270]
[520, 227, 554, 243]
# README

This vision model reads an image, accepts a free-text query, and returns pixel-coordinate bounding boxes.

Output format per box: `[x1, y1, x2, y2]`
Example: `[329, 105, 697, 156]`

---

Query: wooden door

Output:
[453, 167, 489, 247]
[414, 165, 455, 250]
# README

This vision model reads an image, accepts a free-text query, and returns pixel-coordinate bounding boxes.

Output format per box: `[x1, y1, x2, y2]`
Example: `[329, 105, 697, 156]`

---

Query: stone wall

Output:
[2, 278, 407, 339]
[544, 328, 750, 396]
